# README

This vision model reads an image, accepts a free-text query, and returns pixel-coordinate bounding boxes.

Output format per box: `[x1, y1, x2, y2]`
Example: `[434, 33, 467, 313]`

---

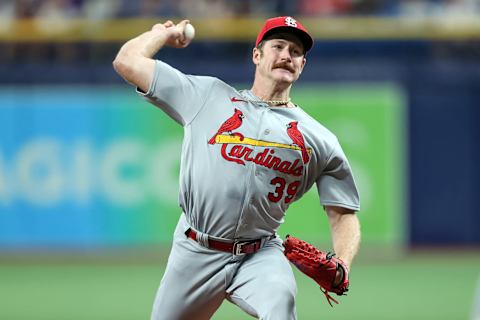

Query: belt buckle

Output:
[233, 240, 251, 256]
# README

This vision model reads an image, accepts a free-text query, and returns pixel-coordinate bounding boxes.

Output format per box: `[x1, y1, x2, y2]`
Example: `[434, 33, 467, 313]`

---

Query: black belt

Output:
[186, 228, 272, 255]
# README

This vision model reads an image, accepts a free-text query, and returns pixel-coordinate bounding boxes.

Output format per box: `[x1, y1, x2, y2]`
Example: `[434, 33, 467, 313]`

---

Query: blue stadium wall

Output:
[2, 39, 479, 246]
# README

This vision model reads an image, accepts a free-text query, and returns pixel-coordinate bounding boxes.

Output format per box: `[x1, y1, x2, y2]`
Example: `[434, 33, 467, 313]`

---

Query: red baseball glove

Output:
[283, 235, 349, 306]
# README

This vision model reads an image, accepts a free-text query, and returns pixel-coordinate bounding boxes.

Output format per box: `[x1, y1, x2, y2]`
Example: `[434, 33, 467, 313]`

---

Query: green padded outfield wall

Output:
[0, 84, 405, 248]
[282, 85, 406, 246]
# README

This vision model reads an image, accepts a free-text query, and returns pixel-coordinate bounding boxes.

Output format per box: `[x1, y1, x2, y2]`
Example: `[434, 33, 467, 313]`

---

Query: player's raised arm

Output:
[113, 20, 192, 93]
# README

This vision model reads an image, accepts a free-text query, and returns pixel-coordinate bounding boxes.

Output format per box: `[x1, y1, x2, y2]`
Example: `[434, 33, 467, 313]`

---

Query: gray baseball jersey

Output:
[140, 60, 360, 320]
[141, 60, 359, 238]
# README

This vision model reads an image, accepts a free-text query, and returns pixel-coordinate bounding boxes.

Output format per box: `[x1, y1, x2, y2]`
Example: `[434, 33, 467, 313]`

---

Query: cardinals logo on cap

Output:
[255, 16, 314, 52]
[284, 17, 297, 27]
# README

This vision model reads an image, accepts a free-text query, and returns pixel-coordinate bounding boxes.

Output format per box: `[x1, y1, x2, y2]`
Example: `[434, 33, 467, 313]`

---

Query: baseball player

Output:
[113, 16, 361, 320]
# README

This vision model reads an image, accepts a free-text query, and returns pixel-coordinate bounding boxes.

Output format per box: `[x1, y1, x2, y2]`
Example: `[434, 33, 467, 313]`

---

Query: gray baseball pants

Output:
[150, 214, 297, 320]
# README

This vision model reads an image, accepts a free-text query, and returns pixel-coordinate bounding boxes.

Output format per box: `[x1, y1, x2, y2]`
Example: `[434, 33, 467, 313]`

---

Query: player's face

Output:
[253, 34, 306, 85]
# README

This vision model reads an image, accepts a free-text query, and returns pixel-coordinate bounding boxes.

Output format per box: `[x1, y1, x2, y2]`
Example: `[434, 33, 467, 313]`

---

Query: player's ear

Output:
[299, 57, 307, 74]
[252, 47, 261, 65]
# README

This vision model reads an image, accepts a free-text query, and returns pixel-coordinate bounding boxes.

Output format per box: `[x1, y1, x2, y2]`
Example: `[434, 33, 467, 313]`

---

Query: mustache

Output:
[273, 62, 295, 73]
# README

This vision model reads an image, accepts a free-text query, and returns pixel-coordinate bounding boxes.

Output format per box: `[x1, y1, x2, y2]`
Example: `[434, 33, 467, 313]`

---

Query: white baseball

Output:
[183, 23, 195, 41]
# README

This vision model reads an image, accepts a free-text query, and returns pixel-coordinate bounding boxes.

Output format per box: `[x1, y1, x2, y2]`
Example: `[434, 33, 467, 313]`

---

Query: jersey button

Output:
[264, 129, 270, 135]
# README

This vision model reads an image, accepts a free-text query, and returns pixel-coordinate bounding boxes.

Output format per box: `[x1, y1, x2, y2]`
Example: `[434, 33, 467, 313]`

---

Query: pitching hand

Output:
[151, 20, 191, 48]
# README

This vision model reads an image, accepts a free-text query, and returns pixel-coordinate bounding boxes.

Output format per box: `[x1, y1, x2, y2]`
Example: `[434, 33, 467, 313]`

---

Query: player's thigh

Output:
[151, 225, 230, 320]
[226, 238, 297, 318]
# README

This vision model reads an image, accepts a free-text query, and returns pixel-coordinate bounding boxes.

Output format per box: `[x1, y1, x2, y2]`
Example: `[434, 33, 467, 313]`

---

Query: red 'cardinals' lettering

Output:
[208, 108, 244, 144]
[209, 114, 308, 176]
[220, 144, 304, 176]
[287, 121, 309, 164]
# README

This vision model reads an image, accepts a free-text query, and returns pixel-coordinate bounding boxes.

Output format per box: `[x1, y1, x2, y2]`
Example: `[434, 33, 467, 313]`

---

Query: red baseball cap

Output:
[255, 16, 314, 53]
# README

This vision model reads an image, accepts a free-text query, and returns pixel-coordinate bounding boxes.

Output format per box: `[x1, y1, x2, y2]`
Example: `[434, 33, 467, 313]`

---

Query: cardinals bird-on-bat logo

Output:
[287, 121, 310, 164]
[208, 108, 245, 144]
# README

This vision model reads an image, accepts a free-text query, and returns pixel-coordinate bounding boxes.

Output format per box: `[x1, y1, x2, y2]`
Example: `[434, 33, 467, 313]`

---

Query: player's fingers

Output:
[176, 19, 190, 28]
[151, 23, 166, 31]
[171, 20, 191, 46]
[163, 20, 174, 28]
[161, 25, 185, 48]
[175, 20, 189, 35]
[174, 20, 191, 37]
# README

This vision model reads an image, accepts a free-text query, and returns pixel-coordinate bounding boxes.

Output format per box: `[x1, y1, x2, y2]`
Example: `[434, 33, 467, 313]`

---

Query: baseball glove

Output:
[283, 235, 349, 306]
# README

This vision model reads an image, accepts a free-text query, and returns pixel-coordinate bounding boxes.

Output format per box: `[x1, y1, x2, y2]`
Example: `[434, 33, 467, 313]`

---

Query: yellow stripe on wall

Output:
[2, 17, 480, 42]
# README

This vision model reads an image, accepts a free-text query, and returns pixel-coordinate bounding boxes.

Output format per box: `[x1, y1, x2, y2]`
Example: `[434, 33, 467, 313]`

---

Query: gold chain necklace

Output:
[246, 97, 292, 107]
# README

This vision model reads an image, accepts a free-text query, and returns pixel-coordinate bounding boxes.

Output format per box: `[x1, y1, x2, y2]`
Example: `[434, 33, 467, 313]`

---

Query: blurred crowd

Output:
[1, 0, 479, 66]
[1, 0, 480, 19]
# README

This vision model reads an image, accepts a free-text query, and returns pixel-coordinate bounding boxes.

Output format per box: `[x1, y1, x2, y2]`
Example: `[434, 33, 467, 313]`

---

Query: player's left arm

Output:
[325, 205, 361, 269]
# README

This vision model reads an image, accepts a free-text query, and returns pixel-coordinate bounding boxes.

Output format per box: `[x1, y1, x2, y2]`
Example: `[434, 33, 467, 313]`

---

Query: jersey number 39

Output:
[268, 177, 300, 204]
